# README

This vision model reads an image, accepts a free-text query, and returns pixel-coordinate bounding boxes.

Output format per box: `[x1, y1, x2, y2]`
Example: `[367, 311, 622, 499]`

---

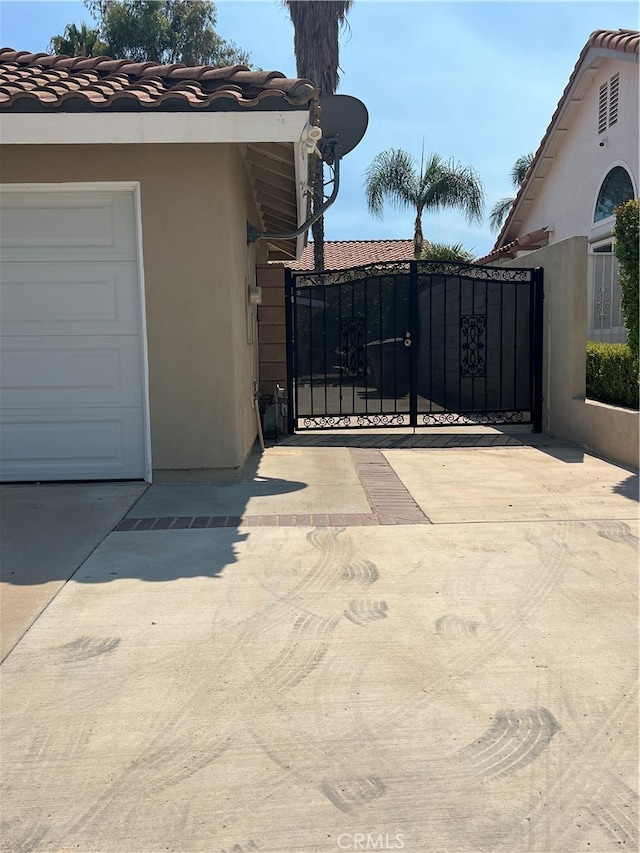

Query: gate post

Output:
[409, 260, 419, 428]
[531, 267, 545, 433]
[284, 268, 296, 434]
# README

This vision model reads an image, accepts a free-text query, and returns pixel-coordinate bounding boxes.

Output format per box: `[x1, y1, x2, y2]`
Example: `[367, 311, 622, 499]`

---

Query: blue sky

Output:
[1, 0, 638, 257]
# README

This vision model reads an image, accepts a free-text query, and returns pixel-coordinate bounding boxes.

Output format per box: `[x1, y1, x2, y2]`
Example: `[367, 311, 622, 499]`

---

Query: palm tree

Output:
[50, 22, 107, 57]
[489, 152, 534, 233]
[283, 0, 353, 270]
[364, 149, 485, 258]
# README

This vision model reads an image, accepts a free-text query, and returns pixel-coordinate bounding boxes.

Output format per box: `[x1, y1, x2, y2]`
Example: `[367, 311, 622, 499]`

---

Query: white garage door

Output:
[0, 186, 148, 481]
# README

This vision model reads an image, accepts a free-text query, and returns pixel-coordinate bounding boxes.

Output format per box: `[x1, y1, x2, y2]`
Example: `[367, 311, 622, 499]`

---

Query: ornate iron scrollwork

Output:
[595, 289, 611, 321]
[341, 320, 366, 378]
[302, 415, 352, 429]
[293, 259, 535, 290]
[421, 411, 528, 426]
[460, 314, 486, 378]
[356, 413, 409, 427]
[295, 260, 411, 289]
[416, 260, 534, 282]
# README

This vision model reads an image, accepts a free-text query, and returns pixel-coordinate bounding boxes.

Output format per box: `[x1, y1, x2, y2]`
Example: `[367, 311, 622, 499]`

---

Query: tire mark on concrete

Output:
[55, 636, 121, 662]
[0, 820, 51, 853]
[503, 683, 638, 851]
[319, 776, 386, 813]
[434, 614, 480, 638]
[27, 714, 93, 763]
[62, 723, 234, 844]
[340, 559, 380, 584]
[593, 781, 639, 847]
[344, 600, 388, 626]
[344, 523, 578, 751]
[458, 707, 560, 780]
[253, 614, 338, 694]
[596, 520, 638, 547]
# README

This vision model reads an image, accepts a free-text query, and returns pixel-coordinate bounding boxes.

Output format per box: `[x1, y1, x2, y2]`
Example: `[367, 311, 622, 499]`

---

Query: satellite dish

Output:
[246, 93, 368, 246]
[318, 94, 368, 162]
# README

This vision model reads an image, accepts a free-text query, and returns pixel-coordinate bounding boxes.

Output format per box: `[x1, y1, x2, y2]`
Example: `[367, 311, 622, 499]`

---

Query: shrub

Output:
[613, 199, 639, 365]
[586, 341, 639, 409]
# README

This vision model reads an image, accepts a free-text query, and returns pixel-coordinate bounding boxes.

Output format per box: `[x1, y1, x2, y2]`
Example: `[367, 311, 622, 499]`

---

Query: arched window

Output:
[594, 166, 634, 222]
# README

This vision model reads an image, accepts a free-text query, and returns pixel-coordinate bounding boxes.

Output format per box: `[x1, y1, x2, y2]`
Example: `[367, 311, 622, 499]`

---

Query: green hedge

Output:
[613, 199, 639, 365]
[586, 341, 639, 409]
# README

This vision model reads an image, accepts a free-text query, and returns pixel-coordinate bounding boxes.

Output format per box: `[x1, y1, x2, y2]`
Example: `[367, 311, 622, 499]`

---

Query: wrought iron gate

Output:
[285, 260, 543, 431]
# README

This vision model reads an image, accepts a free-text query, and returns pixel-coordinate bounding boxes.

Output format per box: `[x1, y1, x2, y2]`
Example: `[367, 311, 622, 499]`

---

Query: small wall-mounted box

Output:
[248, 285, 262, 305]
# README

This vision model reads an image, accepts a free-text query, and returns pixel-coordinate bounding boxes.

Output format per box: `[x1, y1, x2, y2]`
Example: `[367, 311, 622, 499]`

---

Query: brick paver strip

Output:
[349, 448, 431, 524]
[115, 447, 432, 532]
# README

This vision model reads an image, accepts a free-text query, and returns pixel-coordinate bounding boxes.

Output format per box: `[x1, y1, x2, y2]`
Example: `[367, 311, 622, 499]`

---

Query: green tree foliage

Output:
[489, 152, 534, 233]
[365, 149, 485, 258]
[50, 1, 250, 66]
[50, 22, 108, 58]
[613, 198, 639, 366]
[283, 1, 353, 271]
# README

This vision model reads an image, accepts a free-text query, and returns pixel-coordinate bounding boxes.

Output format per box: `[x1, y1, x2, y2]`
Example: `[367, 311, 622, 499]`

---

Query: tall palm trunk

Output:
[413, 210, 424, 258]
[284, 0, 353, 270]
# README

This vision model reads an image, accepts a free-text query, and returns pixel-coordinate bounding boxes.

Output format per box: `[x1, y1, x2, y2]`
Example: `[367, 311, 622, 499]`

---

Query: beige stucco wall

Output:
[504, 237, 639, 469]
[1, 143, 261, 480]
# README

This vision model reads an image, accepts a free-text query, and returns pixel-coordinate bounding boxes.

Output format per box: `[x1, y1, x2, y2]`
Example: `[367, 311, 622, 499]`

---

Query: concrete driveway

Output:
[1, 430, 638, 853]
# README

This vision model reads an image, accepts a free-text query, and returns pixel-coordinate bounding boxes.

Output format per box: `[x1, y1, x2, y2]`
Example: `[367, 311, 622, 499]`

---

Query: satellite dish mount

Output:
[247, 94, 368, 246]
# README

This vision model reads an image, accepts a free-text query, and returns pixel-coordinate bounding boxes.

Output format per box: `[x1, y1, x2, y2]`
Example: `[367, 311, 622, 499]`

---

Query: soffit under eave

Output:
[240, 140, 303, 260]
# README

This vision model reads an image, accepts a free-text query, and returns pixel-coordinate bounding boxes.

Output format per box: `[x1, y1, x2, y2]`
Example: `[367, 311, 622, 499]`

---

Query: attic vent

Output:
[598, 81, 608, 134]
[598, 72, 620, 134]
[609, 72, 619, 126]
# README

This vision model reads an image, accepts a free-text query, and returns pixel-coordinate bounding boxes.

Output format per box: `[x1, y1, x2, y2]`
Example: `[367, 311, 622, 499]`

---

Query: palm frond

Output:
[364, 149, 420, 219]
[420, 157, 485, 224]
[511, 152, 534, 189]
[489, 197, 515, 232]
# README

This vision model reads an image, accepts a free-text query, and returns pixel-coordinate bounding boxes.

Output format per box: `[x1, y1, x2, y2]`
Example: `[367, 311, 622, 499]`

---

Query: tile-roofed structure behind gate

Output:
[285, 239, 415, 271]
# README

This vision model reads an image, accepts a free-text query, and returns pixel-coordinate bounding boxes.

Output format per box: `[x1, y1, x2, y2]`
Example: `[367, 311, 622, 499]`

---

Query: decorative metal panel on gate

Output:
[341, 319, 366, 378]
[460, 314, 486, 378]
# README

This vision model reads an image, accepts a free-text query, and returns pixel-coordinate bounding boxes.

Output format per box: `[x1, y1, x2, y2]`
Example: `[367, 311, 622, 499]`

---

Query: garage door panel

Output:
[0, 410, 145, 481]
[0, 186, 147, 481]
[0, 190, 138, 262]
[1, 337, 143, 409]
[1, 262, 141, 336]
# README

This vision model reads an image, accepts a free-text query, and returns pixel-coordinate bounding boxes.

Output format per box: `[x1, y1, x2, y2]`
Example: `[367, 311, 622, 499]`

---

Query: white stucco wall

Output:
[517, 58, 638, 246]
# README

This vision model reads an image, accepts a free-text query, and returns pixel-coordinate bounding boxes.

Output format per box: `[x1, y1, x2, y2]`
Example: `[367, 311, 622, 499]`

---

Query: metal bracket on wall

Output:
[247, 140, 341, 245]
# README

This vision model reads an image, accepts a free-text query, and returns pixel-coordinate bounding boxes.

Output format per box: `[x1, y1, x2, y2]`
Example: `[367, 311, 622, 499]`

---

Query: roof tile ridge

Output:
[0, 49, 49, 64]
[198, 64, 251, 80]
[138, 62, 188, 78]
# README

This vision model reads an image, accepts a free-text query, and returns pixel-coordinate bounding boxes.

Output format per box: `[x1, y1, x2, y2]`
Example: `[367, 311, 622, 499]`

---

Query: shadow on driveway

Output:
[0, 454, 307, 659]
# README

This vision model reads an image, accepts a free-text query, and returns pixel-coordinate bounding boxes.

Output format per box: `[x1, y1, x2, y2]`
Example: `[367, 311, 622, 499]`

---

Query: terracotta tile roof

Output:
[489, 29, 639, 257]
[0, 48, 318, 111]
[285, 239, 415, 271]
[476, 228, 550, 265]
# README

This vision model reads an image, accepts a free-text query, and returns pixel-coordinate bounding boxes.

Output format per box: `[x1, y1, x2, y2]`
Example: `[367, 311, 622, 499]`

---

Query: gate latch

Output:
[403, 331, 412, 348]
